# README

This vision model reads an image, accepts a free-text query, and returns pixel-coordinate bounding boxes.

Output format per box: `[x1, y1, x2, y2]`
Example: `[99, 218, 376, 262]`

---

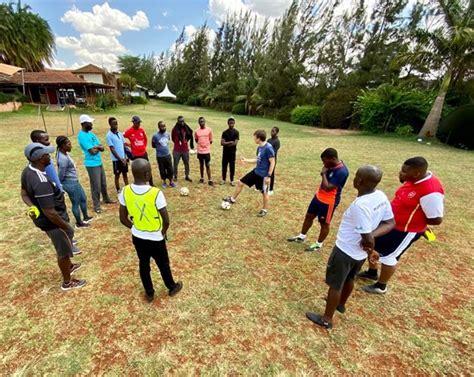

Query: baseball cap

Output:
[24, 142, 55, 162]
[131, 115, 141, 123]
[79, 114, 95, 124]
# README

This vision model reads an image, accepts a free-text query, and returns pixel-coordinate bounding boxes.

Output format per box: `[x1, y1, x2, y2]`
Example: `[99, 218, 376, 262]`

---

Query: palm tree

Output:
[413, 0, 474, 137]
[0, 1, 55, 71]
[119, 73, 137, 94]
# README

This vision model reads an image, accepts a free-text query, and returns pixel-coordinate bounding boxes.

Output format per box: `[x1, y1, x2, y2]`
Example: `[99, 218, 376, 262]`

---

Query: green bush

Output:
[131, 96, 148, 105]
[275, 105, 293, 122]
[185, 95, 201, 106]
[354, 84, 449, 134]
[437, 104, 474, 150]
[95, 93, 117, 110]
[395, 125, 414, 137]
[321, 88, 360, 129]
[291, 105, 321, 126]
[0, 91, 28, 104]
[231, 102, 246, 115]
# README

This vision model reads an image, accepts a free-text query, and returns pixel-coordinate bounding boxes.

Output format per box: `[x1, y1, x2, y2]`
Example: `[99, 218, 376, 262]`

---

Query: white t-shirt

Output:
[335, 190, 394, 261]
[118, 184, 167, 241]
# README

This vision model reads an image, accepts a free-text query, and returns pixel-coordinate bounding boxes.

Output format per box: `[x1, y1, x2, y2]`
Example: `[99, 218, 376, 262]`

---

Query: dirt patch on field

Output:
[301, 127, 361, 136]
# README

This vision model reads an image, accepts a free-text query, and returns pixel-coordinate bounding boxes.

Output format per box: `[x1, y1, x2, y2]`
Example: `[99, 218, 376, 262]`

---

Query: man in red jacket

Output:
[124, 115, 154, 186]
[358, 156, 445, 294]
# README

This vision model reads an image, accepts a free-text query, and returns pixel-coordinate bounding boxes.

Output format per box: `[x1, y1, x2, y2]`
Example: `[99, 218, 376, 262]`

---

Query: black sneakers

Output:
[306, 312, 333, 330]
[169, 281, 183, 296]
[61, 279, 87, 291]
[357, 270, 379, 281]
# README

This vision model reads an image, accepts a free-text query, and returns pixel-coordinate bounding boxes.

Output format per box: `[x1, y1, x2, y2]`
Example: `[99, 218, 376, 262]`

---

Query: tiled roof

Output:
[72, 64, 105, 74]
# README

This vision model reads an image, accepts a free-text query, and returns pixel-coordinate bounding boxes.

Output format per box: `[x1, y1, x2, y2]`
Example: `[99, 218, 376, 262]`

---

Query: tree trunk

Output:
[418, 70, 452, 138]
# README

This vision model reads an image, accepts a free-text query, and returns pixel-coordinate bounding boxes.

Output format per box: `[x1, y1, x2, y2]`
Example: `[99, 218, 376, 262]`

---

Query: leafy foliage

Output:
[231, 102, 246, 115]
[0, 1, 55, 71]
[0, 91, 28, 104]
[321, 88, 360, 129]
[290, 105, 321, 126]
[131, 96, 148, 105]
[95, 93, 117, 110]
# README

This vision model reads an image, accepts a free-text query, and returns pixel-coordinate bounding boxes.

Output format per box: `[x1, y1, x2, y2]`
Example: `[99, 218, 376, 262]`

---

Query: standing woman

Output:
[56, 136, 93, 228]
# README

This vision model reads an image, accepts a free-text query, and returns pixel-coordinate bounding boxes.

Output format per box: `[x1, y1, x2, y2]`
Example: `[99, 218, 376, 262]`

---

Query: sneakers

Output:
[220, 180, 226, 185]
[257, 209, 268, 217]
[287, 235, 306, 243]
[169, 182, 176, 188]
[357, 270, 379, 281]
[230, 181, 236, 186]
[61, 279, 87, 291]
[83, 216, 93, 223]
[76, 221, 90, 228]
[336, 304, 346, 314]
[199, 178, 205, 184]
[362, 284, 387, 294]
[306, 312, 333, 330]
[223, 196, 236, 204]
[208, 180, 214, 186]
[185, 176, 193, 182]
[305, 242, 323, 252]
[72, 246, 82, 256]
[162, 183, 168, 189]
[94, 208, 102, 214]
[145, 292, 155, 302]
[70, 263, 82, 275]
[104, 199, 117, 204]
[169, 281, 183, 296]
[268, 190, 274, 196]
[72, 239, 79, 246]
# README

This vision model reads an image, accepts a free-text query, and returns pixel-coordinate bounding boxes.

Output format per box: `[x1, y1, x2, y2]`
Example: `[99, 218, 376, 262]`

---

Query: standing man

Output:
[30, 130, 63, 191]
[123, 115, 153, 186]
[287, 148, 349, 252]
[194, 116, 214, 186]
[77, 114, 115, 214]
[358, 157, 445, 294]
[171, 115, 194, 182]
[21, 142, 86, 290]
[223, 130, 275, 217]
[152, 121, 175, 188]
[106, 117, 129, 193]
[221, 117, 239, 186]
[306, 166, 395, 329]
[267, 127, 280, 195]
[119, 159, 183, 302]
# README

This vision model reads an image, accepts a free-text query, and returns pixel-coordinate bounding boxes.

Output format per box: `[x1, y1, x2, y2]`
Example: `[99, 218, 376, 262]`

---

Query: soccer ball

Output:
[180, 187, 190, 196]
[221, 200, 232, 210]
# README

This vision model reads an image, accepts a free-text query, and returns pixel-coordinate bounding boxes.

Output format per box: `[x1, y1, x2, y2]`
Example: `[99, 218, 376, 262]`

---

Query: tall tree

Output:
[0, 1, 55, 71]
[412, 0, 474, 137]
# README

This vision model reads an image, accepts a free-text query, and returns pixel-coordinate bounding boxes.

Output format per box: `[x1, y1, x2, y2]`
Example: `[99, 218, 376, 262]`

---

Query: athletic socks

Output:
[368, 268, 378, 277]
[299, 233, 307, 240]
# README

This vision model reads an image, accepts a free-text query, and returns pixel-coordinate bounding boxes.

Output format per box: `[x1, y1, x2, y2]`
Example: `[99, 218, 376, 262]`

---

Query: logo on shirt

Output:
[408, 191, 417, 199]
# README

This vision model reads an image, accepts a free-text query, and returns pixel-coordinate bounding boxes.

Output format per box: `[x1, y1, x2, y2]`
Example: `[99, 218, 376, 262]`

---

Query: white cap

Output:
[79, 114, 95, 123]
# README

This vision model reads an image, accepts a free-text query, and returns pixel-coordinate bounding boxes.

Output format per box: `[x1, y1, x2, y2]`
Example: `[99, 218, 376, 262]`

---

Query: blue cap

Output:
[24, 142, 55, 161]
[131, 115, 141, 123]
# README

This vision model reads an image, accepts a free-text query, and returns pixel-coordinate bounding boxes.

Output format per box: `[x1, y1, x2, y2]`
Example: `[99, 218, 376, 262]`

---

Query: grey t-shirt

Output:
[57, 151, 78, 182]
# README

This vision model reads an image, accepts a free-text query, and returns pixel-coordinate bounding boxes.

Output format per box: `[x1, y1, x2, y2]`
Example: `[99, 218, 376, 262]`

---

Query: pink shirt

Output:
[195, 127, 213, 154]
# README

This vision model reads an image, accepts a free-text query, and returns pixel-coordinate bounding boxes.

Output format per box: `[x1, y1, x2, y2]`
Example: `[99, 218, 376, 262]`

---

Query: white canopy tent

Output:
[157, 83, 176, 99]
[0, 63, 25, 94]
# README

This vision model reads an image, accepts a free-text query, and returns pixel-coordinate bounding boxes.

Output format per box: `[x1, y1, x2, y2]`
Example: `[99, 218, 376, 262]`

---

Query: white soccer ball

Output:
[417, 138, 423, 142]
[221, 200, 232, 210]
[180, 187, 190, 196]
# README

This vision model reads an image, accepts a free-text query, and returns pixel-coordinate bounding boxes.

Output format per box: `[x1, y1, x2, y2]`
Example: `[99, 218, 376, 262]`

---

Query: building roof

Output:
[0, 63, 23, 76]
[8, 70, 114, 88]
[72, 64, 105, 74]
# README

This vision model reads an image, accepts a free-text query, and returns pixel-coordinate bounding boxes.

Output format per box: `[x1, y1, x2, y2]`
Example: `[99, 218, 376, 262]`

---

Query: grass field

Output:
[0, 100, 473, 375]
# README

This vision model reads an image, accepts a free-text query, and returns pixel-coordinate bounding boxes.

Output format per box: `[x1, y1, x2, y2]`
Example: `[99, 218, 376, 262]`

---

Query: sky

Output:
[5, 0, 296, 71]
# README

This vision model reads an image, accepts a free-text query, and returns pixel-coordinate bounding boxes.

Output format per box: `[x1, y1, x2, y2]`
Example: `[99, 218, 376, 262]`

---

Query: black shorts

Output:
[197, 153, 211, 165]
[307, 197, 337, 224]
[375, 229, 422, 266]
[240, 170, 265, 192]
[112, 160, 128, 175]
[325, 245, 365, 290]
[45, 228, 74, 258]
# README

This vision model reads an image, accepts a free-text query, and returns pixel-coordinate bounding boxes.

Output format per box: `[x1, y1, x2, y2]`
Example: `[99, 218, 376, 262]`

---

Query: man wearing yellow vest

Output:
[119, 158, 183, 302]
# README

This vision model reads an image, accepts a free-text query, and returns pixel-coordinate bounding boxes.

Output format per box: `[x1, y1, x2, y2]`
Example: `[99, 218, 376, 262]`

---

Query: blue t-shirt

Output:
[254, 142, 275, 177]
[78, 130, 103, 167]
[152, 132, 171, 157]
[45, 160, 63, 191]
[106, 130, 126, 161]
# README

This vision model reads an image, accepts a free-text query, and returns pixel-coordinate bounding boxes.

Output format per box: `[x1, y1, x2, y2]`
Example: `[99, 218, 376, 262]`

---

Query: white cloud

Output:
[162, 11, 168, 17]
[172, 24, 179, 32]
[208, 0, 292, 23]
[57, 2, 149, 70]
[154, 24, 168, 31]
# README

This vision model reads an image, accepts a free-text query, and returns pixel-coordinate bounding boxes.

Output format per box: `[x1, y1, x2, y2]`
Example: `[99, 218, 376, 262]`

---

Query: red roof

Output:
[72, 64, 105, 74]
[8, 70, 114, 88]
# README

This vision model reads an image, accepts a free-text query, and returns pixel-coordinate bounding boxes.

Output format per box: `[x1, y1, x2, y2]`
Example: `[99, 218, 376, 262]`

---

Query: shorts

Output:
[197, 153, 211, 166]
[45, 228, 74, 258]
[112, 160, 128, 175]
[325, 245, 365, 290]
[307, 197, 336, 224]
[240, 170, 266, 192]
[375, 229, 422, 266]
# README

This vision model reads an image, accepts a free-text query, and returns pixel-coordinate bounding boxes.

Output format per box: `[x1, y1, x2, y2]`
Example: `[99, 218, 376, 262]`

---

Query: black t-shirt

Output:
[21, 165, 69, 230]
[267, 137, 280, 158]
[221, 128, 240, 153]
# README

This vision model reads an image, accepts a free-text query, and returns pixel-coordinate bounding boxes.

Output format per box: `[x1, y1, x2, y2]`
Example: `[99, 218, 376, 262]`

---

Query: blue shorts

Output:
[307, 197, 336, 224]
[375, 229, 422, 266]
